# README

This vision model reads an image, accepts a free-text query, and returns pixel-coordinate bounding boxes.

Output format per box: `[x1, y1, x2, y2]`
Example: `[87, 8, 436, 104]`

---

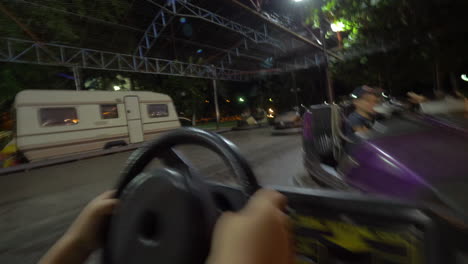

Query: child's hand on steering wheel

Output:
[208, 189, 294, 264]
[39, 190, 119, 264]
[64, 190, 119, 251]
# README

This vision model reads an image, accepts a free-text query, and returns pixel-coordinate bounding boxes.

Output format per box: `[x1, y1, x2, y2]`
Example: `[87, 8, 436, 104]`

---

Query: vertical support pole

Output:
[35, 44, 41, 63]
[450, 72, 460, 94]
[336, 31, 343, 49]
[291, 71, 299, 109]
[171, 0, 176, 13]
[320, 28, 334, 103]
[7, 39, 12, 58]
[60, 47, 65, 63]
[171, 22, 178, 60]
[73, 66, 82, 91]
[213, 79, 220, 130]
[161, 10, 166, 26]
[434, 60, 441, 93]
[325, 66, 334, 103]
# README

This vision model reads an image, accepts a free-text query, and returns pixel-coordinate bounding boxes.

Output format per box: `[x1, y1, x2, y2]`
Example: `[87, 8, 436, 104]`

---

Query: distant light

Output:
[268, 108, 274, 113]
[331, 21, 345, 32]
[57, 73, 75, 80]
[293, 0, 303, 2]
[382, 92, 389, 98]
[226, 99, 231, 103]
[196, 49, 203, 54]
[461, 74, 468, 82]
[113, 86, 121, 91]
[180, 17, 187, 23]
[269, 98, 273, 102]
[351, 94, 358, 99]
[238, 97, 245, 103]
[324, 101, 329, 105]
[205, 100, 210, 103]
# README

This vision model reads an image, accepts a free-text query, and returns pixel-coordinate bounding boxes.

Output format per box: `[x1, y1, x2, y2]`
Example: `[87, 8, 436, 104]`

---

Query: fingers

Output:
[246, 189, 287, 212]
[95, 190, 117, 200]
[262, 189, 288, 210]
[93, 198, 119, 216]
[87, 191, 119, 216]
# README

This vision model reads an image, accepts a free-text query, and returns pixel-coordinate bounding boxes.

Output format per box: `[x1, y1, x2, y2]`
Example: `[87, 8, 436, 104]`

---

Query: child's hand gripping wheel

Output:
[102, 128, 260, 264]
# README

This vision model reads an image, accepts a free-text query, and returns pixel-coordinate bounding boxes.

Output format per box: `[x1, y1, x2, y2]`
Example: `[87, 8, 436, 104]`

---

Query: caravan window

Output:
[40, 108, 79, 126]
[147, 104, 169, 118]
[100, 104, 119, 119]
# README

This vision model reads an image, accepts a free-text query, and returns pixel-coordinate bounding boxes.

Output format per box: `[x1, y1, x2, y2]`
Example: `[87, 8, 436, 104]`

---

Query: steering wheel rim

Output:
[115, 127, 260, 197]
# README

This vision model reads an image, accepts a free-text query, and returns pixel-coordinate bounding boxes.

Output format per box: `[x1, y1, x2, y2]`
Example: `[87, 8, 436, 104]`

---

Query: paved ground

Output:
[0, 128, 306, 264]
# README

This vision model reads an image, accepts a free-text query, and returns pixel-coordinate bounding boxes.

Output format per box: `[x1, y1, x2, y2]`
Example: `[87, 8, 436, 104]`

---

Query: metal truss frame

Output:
[138, 1, 318, 72]
[0, 38, 247, 81]
[135, 0, 187, 57]
[218, 38, 259, 69]
[140, 0, 284, 55]
[283, 56, 317, 71]
[217, 37, 317, 71]
[175, 0, 283, 49]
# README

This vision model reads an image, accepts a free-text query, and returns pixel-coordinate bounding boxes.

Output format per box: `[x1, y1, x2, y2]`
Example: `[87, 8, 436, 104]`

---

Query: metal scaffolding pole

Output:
[320, 29, 334, 103]
[291, 71, 299, 109]
[213, 79, 220, 129]
[0, 38, 247, 82]
[72, 66, 82, 90]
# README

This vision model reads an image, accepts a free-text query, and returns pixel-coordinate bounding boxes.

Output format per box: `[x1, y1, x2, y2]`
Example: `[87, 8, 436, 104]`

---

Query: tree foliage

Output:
[308, 0, 468, 96]
[0, 0, 132, 103]
[0, 0, 130, 43]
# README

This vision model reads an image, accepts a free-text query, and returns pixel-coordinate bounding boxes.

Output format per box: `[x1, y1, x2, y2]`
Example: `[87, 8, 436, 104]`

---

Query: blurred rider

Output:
[345, 85, 381, 139]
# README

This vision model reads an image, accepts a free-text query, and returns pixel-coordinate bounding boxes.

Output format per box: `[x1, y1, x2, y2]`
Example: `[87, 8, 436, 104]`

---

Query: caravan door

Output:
[124, 96, 144, 143]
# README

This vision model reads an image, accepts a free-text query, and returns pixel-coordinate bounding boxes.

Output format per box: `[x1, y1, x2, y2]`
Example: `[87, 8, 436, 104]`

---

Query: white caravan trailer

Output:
[14, 90, 180, 161]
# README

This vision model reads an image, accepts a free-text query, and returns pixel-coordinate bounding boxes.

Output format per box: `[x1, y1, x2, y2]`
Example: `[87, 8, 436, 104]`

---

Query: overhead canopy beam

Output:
[140, 0, 317, 72]
[215, 39, 317, 71]
[209, 36, 317, 71]
[0, 38, 247, 81]
[135, 1, 189, 57]
[282, 56, 317, 71]
[168, 35, 316, 71]
[171, 36, 269, 64]
[145, 0, 284, 51]
[169, 32, 317, 71]
[229, 0, 342, 60]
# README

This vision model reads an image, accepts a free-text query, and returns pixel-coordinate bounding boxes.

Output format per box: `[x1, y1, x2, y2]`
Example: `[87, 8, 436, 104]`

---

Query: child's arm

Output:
[38, 191, 118, 264]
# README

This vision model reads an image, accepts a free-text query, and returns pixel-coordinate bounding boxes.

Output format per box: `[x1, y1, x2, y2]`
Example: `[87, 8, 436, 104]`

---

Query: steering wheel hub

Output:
[106, 168, 214, 264]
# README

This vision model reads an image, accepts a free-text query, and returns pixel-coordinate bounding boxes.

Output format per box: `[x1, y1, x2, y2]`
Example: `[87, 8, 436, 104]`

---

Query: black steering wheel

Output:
[103, 128, 260, 264]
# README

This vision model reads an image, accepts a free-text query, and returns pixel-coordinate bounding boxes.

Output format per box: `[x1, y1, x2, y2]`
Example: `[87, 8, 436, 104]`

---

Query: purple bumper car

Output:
[301, 102, 468, 215]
